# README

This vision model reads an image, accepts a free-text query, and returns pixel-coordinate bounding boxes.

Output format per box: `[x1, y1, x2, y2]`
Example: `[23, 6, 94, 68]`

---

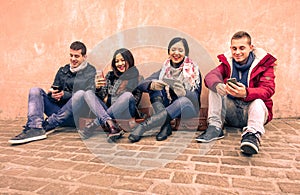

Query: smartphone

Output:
[227, 78, 238, 85]
[51, 85, 62, 92]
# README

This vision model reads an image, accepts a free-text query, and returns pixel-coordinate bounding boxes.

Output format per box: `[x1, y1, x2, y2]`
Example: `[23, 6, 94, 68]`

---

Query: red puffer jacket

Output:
[204, 48, 277, 123]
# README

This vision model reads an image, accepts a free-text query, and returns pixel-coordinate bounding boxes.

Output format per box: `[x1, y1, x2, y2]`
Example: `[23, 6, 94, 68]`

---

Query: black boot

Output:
[128, 110, 169, 142]
[151, 96, 173, 141]
[156, 113, 172, 141]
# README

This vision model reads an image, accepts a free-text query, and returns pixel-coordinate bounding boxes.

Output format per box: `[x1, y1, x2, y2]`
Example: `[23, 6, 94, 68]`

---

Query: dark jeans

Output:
[149, 90, 198, 119]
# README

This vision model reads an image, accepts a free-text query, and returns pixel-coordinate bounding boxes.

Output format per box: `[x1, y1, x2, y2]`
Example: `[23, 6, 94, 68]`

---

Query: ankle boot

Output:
[128, 110, 168, 142]
[106, 119, 124, 140]
[156, 114, 172, 141]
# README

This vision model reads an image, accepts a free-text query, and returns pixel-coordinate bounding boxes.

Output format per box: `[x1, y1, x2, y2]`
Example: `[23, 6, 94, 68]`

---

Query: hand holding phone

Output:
[227, 78, 238, 85]
[51, 85, 63, 93]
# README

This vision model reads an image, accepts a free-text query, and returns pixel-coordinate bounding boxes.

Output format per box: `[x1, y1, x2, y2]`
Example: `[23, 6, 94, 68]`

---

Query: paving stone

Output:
[195, 173, 230, 187]
[251, 167, 286, 178]
[220, 165, 246, 176]
[79, 174, 118, 187]
[277, 182, 300, 194]
[151, 183, 197, 195]
[111, 177, 153, 192]
[72, 186, 118, 195]
[195, 164, 218, 173]
[171, 172, 194, 184]
[72, 163, 105, 172]
[191, 156, 220, 164]
[221, 157, 250, 166]
[232, 177, 275, 191]
[101, 166, 143, 177]
[143, 169, 171, 180]
[250, 159, 292, 169]
[0, 176, 48, 192]
[285, 170, 300, 180]
[36, 182, 75, 194]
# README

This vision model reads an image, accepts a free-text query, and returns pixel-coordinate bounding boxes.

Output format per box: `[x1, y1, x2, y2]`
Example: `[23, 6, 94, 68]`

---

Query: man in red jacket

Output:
[196, 31, 276, 155]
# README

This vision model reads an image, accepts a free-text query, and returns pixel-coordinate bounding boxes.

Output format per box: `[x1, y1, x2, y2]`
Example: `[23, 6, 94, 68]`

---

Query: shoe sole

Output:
[45, 129, 56, 136]
[107, 130, 125, 142]
[195, 135, 224, 143]
[156, 131, 172, 141]
[240, 142, 258, 155]
[8, 135, 47, 144]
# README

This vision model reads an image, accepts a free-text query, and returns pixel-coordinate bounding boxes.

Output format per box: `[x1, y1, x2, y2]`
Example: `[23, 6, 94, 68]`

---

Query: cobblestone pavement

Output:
[0, 118, 299, 195]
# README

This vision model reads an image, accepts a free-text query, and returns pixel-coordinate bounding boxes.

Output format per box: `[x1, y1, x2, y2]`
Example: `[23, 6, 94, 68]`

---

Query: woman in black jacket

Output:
[79, 48, 141, 141]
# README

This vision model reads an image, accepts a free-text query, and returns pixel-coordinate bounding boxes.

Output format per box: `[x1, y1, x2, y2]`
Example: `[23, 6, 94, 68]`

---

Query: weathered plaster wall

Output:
[0, 0, 299, 119]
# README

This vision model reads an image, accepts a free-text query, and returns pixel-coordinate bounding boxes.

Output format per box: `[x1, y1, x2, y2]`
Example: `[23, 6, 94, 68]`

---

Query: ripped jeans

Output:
[207, 90, 268, 135]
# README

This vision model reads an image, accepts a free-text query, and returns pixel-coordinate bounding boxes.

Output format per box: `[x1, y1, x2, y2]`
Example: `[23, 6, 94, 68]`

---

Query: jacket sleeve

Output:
[244, 65, 275, 102]
[204, 63, 230, 92]
[52, 67, 64, 87]
[137, 70, 160, 91]
[51, 67, 73, 101]
[81, 65, 96, 91]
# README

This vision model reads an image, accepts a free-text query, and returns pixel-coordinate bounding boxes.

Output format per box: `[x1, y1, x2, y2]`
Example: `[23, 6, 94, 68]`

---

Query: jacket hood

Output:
[219, 47, 277, 68]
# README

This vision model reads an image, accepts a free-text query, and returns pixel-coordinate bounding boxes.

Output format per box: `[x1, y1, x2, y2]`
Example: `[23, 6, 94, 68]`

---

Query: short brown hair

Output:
[70, 41, 87, 56]
[231, 31, 251, 45]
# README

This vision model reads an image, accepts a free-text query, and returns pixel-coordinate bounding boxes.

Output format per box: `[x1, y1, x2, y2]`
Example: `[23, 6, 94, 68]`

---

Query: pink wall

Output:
[0, 0, 299, 119]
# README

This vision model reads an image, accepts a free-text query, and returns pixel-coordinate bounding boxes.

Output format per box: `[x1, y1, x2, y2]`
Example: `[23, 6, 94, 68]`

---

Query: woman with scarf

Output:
[128, 37, 202, 142]
[79, 48, 141, 141]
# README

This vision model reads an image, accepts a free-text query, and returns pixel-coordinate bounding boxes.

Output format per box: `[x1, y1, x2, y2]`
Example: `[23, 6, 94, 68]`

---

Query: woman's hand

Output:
[96, 78, 106, 88]
[150, 80, 167, 91]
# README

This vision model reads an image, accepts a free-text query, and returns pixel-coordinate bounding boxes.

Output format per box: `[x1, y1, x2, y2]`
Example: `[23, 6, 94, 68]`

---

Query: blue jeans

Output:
[84, 90, 136, 125]
[26, 87, 61, 129]
[149, 90, 198, 119]
[47, 90, 88, 128]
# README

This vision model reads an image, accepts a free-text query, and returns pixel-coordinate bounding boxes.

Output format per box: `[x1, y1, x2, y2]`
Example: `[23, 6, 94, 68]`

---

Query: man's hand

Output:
[50, 89, 64, 101]
[225, 82, 247, 98]
[216, 83, 227, 96]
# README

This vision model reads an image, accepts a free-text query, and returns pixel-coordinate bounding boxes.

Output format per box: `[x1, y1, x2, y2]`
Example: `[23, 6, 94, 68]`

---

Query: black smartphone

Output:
[51, 85, 62, 92]
[227, 78, 238, 85]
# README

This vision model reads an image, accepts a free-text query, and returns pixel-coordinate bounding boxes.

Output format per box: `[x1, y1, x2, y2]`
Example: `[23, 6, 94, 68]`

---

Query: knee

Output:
[74, 90, 85, 96]
[122, 92, 134, 99]
[83, 89, 94, 98]
[29, 87, 43, 96]
[177, 96, 190, 105]
[72, 90, 85, 101]
[250, 99, 266, 108]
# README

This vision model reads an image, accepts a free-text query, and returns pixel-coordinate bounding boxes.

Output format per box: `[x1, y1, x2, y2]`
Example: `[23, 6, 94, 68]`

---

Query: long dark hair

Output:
[111, 48, 134, 76]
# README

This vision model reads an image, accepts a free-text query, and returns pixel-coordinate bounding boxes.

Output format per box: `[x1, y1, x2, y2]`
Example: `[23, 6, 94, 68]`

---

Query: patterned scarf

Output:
[158, 56, 200, 91]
